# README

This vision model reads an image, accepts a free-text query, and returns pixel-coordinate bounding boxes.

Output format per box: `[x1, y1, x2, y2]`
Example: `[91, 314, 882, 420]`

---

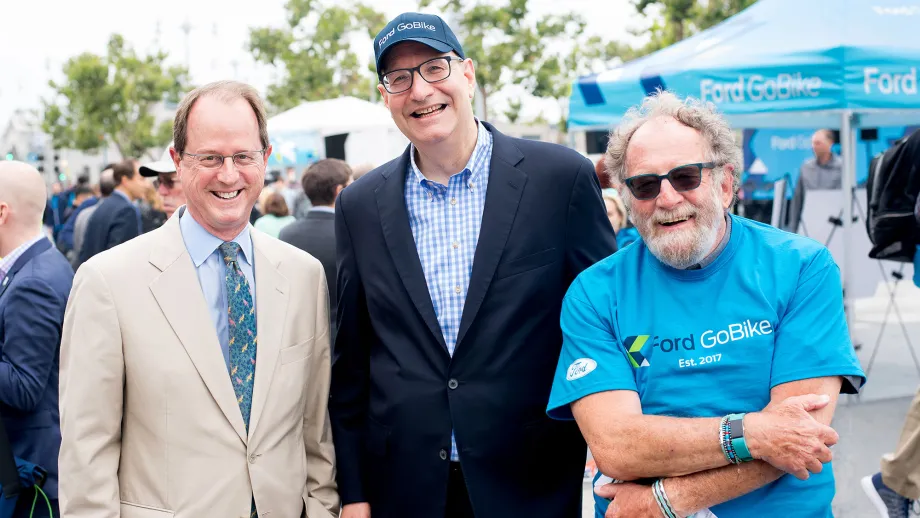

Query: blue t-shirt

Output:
[547, 215, 865, 518]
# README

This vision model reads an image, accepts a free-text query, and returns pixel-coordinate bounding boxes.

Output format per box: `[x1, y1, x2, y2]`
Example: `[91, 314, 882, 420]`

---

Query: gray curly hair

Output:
[605, 91, 743, 207]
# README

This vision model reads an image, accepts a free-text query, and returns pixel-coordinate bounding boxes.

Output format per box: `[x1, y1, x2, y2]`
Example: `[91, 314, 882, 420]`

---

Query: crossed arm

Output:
[573, 376, 842, 516]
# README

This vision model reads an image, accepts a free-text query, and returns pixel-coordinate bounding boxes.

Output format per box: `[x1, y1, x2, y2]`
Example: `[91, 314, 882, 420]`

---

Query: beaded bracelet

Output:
[719, 415, 738, 464]
[652, 479, 679, 518]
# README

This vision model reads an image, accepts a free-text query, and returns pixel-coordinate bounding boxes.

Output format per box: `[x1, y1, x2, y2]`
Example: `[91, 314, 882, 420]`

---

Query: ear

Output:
[462, 59, 477, 97]
[170, 147, 183, 178]
[720, 163, 735, 209]
[335, 184, 345, 198]
[377, 84, 390, 109]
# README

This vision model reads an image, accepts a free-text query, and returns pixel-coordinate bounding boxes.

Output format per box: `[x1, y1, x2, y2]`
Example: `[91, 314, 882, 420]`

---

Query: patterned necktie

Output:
[219, 242, 258, 431]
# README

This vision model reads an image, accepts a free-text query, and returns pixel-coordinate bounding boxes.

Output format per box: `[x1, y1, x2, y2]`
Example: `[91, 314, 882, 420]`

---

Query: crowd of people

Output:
[0, 9, 918, 518]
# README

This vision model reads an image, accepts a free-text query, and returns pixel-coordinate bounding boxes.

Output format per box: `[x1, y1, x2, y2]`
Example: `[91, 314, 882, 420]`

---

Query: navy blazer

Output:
[78, 192, 140, 265]
[331, 123, 617, 518]
[0, 238, 74, 500]
[279, 210, 337, 334]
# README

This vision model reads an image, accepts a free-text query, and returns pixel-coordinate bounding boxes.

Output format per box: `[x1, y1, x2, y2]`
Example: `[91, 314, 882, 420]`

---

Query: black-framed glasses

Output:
[380, 56, 465, 94]
[624, 162, 716, 200]
[181, 150, 266, 169]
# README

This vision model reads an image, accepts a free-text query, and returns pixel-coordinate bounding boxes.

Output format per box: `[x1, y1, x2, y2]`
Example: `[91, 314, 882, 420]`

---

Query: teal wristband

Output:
[727, 413, 754, 462]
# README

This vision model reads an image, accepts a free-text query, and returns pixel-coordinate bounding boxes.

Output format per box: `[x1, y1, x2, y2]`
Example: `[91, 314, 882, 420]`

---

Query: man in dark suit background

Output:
[0, 161, 75, 517]
[330, 13, 617, 518]
[279, 158, 352, 334]
[78, 160, 146, 265]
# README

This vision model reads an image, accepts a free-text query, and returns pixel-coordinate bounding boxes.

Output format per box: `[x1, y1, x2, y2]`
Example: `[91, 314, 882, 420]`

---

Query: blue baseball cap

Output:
[374, 12, 465, 74]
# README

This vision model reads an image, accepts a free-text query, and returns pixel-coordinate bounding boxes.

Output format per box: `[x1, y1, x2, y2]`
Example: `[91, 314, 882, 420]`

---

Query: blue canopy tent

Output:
[569, 0, 920, 320]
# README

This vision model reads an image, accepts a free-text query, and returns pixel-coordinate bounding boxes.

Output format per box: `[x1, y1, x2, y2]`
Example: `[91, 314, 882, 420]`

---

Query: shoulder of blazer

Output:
[482, 121, 589, 174]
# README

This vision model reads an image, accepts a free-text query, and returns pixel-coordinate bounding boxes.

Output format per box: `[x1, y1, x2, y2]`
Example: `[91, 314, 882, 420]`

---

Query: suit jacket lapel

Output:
[455, 126, 527, 349]
[0, 239, 52, 301]
[247, 232, 288, 440]
[375, 148, 449, 354]
[148, 215, 248, 444]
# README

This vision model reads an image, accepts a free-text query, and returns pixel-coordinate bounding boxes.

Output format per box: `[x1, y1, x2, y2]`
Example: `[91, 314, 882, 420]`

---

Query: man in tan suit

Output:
[59, 80, 339, 518]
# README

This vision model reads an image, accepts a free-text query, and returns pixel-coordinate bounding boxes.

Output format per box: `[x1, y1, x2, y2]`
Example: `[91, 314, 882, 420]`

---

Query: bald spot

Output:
[0, 161, 48, 227]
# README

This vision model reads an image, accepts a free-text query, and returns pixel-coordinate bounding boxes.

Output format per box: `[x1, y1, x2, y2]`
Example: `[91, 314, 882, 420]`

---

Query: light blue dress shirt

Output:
[179, 209, 256, 369]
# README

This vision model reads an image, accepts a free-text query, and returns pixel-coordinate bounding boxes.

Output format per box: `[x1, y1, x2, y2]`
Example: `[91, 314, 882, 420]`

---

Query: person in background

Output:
[349, 163, 375, 182]
[78, 160, 146, 264]
[602, 188, 640, 249]
[0, 161, 74, 517]
[253, 192, 296, 238]
[861, 193, 920, 518]
[139, 182, 167, 233]
[56, 186, 97, 255]
[140, 145, 186, 220]
[785, 129, 842, 232]
[279, 158, 352, 337]
[70, 169, 114, 271]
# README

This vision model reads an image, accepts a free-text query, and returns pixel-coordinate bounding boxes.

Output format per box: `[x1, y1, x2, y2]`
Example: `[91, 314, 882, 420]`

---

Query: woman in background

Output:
[601, 188, 640, 249]
[254, 192, 296, 238]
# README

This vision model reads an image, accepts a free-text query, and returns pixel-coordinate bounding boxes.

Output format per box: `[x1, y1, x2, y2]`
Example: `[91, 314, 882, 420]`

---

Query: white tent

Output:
[268, 96, 397, 136]
[268, 97, 408, 166]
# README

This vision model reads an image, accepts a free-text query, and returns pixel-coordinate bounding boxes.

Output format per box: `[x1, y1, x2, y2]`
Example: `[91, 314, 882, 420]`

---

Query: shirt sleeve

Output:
[547, 276, 638, 420]
[771, 248, 866, 393]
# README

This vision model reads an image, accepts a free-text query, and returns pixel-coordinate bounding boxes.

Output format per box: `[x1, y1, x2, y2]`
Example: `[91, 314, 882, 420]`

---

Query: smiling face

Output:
[623, 116, 733, 268]
[171, 95, 270, 240]
[377, 41, 477, 148]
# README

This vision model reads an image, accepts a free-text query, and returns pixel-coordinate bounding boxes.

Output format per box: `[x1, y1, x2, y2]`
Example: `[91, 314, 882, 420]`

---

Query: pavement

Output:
[582, 275, 920, 517]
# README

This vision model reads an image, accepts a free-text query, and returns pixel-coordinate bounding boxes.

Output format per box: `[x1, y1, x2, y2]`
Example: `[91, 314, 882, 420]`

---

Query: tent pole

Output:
[841, 110, 856, 345]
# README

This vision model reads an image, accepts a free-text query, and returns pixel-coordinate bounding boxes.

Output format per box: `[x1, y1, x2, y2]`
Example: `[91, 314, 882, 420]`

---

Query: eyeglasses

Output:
[380, 56, 465, 94]
[152, 174, 176, 190]
[181, 150, 266, 169]
[624, 162, 716, 200]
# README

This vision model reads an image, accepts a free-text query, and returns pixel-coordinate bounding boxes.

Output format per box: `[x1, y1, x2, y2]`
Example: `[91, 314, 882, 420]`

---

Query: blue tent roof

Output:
[569, 0, 920, 129]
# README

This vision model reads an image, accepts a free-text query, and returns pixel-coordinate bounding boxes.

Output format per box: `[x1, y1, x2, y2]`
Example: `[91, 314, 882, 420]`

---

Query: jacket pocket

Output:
[120, 502, 175, 518]
[494, 248, 559, 280]
[281, 338, 314, 365]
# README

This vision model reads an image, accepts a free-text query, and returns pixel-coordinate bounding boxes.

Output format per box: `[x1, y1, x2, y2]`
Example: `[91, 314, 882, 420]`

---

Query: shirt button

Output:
[439, 449, 448, 460]
[450, 198, 457, 205]
[448, 379, 459, 390]
[454, 285, 461, 294]
[452, 241, 459, 249]
[468, 182, 474, 190]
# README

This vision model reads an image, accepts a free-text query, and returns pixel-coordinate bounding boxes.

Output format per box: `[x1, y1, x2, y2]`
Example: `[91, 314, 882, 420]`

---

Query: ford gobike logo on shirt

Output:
[624, 319, 774, 369]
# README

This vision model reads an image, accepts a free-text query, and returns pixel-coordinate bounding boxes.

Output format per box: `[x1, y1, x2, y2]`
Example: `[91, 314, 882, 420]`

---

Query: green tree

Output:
[248, 0, 386, 112]
[42, 34, 189, 160]
[632, 0, 758, 56]
[419, 0, 631, 129]
[503, 98, 523, 123]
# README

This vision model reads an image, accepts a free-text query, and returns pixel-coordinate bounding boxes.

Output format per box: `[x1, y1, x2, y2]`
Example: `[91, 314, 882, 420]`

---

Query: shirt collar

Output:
[0, 234, 46, 276]
[309, 206, 335, 214]
[409, 119, 489, 187]
[179, 207, 254, 268]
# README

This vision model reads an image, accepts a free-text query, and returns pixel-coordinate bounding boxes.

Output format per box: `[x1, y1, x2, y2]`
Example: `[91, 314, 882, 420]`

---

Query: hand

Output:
[744, 394, 838, 480]
[595, 482, 663, 518]
[341, 502, 371, 518]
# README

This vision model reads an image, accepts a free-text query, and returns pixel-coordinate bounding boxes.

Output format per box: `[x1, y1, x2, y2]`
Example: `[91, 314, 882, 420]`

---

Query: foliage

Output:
[42, 34, 189, 160]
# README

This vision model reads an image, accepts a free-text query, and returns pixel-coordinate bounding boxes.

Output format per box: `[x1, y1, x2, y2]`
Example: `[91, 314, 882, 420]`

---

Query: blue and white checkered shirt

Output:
[405, 120, 493, 461]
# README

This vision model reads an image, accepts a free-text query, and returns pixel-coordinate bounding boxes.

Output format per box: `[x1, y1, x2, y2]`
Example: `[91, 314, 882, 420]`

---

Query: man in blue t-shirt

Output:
[547, 91, 865, 518]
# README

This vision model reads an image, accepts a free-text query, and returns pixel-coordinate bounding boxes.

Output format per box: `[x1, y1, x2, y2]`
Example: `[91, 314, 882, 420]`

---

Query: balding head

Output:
[0, 162, 48, 252]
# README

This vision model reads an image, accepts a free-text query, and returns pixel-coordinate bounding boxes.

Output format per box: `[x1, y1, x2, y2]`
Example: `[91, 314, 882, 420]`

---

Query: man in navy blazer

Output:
[78, 160, 146, 265]
[0, 161, 74, 517]
[330, 13, 617, 518]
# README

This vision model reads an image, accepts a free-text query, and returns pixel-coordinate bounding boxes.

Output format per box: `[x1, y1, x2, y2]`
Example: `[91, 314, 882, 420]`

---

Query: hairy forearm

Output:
[591, 414, 729, 480]
[663, 461, 783, 516]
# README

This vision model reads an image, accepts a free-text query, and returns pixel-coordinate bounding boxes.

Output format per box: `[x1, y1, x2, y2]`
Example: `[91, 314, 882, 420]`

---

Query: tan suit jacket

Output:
[59, 212, 339, 518]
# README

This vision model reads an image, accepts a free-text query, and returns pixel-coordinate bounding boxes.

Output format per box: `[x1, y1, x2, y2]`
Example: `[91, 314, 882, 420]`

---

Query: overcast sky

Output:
[0, 0, 644, 127]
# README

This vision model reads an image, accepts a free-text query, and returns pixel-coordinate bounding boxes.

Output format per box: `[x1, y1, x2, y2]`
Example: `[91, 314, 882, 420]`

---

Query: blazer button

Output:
[439, 449, 448, 460]
[249, 453, 257, 464]
[448, 379, 459, 390]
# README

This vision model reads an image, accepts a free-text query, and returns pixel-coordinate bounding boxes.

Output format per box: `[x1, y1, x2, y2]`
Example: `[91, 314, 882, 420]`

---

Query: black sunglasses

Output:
[624, 162, 716, 200]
